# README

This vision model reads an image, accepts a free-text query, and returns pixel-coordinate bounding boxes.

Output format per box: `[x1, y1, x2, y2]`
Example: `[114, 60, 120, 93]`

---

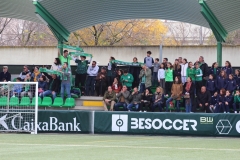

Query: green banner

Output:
[57, 44, 84, 52]
[112, 60, 144, 66]
[94, 112, 240, 137]
[69, 52, 93, 58]
[39, 67, 62, 76]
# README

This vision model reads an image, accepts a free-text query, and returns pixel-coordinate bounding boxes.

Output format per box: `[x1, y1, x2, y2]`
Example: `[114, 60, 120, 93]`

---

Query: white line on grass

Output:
[0, 143, 239, 152]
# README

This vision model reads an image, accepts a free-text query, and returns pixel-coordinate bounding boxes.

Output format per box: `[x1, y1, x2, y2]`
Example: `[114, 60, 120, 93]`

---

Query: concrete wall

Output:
[0, 46, 240, 66]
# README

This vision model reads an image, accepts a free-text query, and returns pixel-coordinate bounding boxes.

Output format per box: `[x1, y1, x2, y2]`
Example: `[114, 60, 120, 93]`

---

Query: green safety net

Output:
[111, 60, 144, 66]
[57, 44, 84, 52]
[69, 52, 93, 58]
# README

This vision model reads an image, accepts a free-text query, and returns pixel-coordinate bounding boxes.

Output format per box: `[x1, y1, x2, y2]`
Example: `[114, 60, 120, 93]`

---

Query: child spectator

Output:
[21, 74, 32, 99]
[209, 92, 218, 113]
[144, 51, 154, 72]
[233, 90, 240, 113]
[209, 62, 220, 79]
[173, 59, 181, 79]
[224, 74, 236, 94]
[181, 58, 188, 84]
[186, 62, 196, 83]
[50, 58, 62, 71]
[11, 77, 22, 97]
[102, 86, 116, 111]
[158, 63, 165, 92]
[0, 78, 8, 96]
[183, 77, 195, 113]
[121, 69, 134, 91]
[165, 62, 174, 96]
[234, 69, 240, 90]
[95, 67, 107, 96]
[152, 58, 160, 87]
[217, 88, 226, 113]
[139, 65, 151, 93]
[195, 63, 203, 94]
[38, 75, 47, 94]
[206, 74, 216, 95]
[152, 87, 164, 112]
[139, 88, 153, 112]
[216, 70, 227, 93]
[59, 62, 71, 99]
[222, 61, 233, 77]
[112, 77, 122, 94]
[224, 90, 232, 113]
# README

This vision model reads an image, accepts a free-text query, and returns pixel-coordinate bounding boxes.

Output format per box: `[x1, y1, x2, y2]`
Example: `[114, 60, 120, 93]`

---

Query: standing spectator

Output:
[112, 77, 122, 94]
[116, 69, 123, 80]
[152, 58, 160, 87]
[216, 70, 227, 93]
[209, 92, 218, 113]
[73, 55, 91, 92]
[222, 61, 233, 77]
[59, 62, 71, 99]
[139, 88, 153, 112]
[178, 57, 183, 65]
[158, 63, 165, 91]
[127, 87, 142, 111]
[196, 86, 211, 113]
[38, 75, 47, 94]
[0, 66, 11, 81]
[163, 58, 168, 68]
[85, 61, 99, 96]
[58, 50, 72, 67]
[95, 67, 107, 96]
[129, 57, 141, 88]
[50, 58, 62, 71]
[223, 90, 232, 113]
[186, 62, 196, 83]
[195, 63, 203, 94]
[206, 74, 216, 95]
[152, 87, 164, 112]
[120, 69, 134, 91]
[144, 51, 154, 72]
[173, 59, 181, 78]
[209, 62, 220, 79]
[165, 62, 174, 96]
[195, 56, 208, 85]
[103, 86, 116, 111]
[183, 77, 195, 113]
[107, 57, 117, 86]
[21, 74, 32, 99]
[233, 90, 240, 113]
[114, 85, 130, 111]
[166, 76, 183, 112]
[234, 69, 240, 90]
[217, 88, 226, 113]
[224, 74, 236, 94]
[139, 65, 152, 93]
[181, 58, 188, 84]
[31, 66, 41, 82]
[19, 65, 31, 81]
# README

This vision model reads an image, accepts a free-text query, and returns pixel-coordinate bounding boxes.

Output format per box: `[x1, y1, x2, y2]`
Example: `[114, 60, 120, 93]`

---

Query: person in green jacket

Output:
[165, 62, 174, 96]
[186, 62, 196, 82]
[120, 69, 134, 91]
[233, 90, 240, 113]
[195, 63, 203, 94]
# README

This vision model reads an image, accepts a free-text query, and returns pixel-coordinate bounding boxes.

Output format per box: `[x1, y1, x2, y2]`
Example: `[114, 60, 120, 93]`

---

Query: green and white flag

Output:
[39, 67, 62, 76]
[111, 60, 144, 66]
[57, 44, 84, 52]
[69, 52, 93, 58]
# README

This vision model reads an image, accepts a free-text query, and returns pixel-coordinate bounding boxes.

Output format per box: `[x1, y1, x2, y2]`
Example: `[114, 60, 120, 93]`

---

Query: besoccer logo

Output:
[216, 119, 232, 135]
[112, 114, 128, 132]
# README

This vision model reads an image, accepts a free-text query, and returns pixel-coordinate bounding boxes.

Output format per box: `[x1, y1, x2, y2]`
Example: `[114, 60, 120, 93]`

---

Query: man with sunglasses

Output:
[85, 61, 99, 96]
[0, 66, 11, 81]
[19, 65, 31, 81]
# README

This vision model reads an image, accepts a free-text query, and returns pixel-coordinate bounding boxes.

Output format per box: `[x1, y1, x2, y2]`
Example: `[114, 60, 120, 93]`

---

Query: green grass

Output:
[0, 134, 240, 160]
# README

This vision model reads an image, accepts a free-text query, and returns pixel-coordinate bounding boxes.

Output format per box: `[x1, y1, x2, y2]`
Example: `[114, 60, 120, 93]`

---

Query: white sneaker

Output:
[224, 111, 226, 113]
[144, 110, 147, 112]
[128, 110, 130, 112]
[139, 110, 142, 112]
[235, 111, 237, 113]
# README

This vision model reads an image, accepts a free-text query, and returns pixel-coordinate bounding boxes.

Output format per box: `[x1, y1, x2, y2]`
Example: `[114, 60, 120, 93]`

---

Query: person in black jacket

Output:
[208, 62, 220, 79]
[129, 57, 141, 88]
[139, 88, 153, 112]
[195, 56, 208, 85]
[183, 77, 195, 113]
[107, 57, 117, 87]
[0, 66, 11, 81]
[206, 74, 216, 95]
[196, 86, 211, 113]
[40, 73, 60, 100]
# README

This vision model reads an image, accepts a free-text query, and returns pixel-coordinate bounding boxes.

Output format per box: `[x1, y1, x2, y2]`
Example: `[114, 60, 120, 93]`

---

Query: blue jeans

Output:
[40, 90, 56, 99]
[139, 83, 145, 93]
[85, 76, 96, 96]
[114, 102, 127, 111]
[61, 83, 71, 99]
[152, 72, 158, 86]
[166, 97, 180, 112]
[127, 103, 139, 111]
[185, 99, 192, 113]
[152, 101, 163, 112]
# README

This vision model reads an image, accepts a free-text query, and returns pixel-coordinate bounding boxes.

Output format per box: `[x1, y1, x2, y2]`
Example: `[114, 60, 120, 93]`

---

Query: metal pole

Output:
[217, 42, 222, 67]
[159, 44, 163, 62]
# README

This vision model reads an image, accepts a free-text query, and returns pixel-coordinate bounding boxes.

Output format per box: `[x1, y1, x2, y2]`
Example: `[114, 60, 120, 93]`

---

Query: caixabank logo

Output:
[112, 114, 128, 132]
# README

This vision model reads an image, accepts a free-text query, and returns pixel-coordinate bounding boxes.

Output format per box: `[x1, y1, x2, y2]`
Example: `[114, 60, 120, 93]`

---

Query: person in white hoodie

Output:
[158, 63, 165, 92]
[85, 61, 99, 96]
[181, 58, 188, 84]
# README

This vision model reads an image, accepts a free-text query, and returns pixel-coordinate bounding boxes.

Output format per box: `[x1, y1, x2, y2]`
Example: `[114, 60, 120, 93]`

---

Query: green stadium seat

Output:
[10, 97, 19, 106]
[19, 97, 30, 106]
[52, 97, 63, 107]
[30, 97, 42, 107]
[39, 97, 52, 107]
[62, 98, 75, 108]
[0, 96, 7, 106]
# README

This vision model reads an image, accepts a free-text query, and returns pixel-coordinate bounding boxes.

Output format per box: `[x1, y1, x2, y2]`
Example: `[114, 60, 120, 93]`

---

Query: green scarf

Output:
[62, 68, 69, 81]
[111, 60, 144, 66]
[69, 52, 93, 57]
[39, 67, 61, 76]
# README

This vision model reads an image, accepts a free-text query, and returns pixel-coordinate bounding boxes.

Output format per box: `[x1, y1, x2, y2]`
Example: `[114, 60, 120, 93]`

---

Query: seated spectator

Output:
[152, 87, 164, 112]
[112, 77, 122, 94]
[120, 69, 134, 91]
[224, 74, 236, 94]
[31, 66, 41, 82]
[50, 58, 62, 71]
[21, 74, 32, 99]
[40, 73, 60, 100]
[233, 90, 240, 113]
[183, 77, 195, 113]
[209, 62, 220, 79]
[95, 67, 107, 96]
[209, 92, 218, 113]
[217, 88, 226, 113]
[224, 90, 232, 113]
[38, 75, 47, 94]
[59, 62, 71, 99]
[127, 87, 142, 111]
[114, 85, 130, 111]
[139, 65, 152, 93]
[139, 88, 153, 112]
[103, 86, 116, 111]
[85, 61, 99, 96]
[0, 78, 8, 96]
[0, 66, 11, 81]
[116, 69, 123, 80]
[166, 76, 183, 112]
[11, 77, 22, 97]
[19, 65, 31, 81]
[206, 74, 216, 95]
[196, 86, 211, 113]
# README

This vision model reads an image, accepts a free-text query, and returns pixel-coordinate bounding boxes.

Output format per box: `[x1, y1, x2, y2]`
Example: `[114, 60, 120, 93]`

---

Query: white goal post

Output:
[0, 82, 38, 134]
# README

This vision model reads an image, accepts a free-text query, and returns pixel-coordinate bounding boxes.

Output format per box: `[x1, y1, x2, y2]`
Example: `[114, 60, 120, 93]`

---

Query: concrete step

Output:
[76, 96, 104, 107]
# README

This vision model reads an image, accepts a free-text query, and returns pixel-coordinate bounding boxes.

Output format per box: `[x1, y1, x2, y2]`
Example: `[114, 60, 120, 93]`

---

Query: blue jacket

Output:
[217, 95, 225, 104]
[210, 96, 218, 105]
[208, 67, 220, 78]
[206, 79, 216, 92]
[234, 75, 240, 87]
[216, 76, 226, 90]
[224, 79, 236, 92]
[12, 84, 22, 93]
[38, 81, 48, 91]
[221, 67, 233, 76]
[224, 95, 233, 105]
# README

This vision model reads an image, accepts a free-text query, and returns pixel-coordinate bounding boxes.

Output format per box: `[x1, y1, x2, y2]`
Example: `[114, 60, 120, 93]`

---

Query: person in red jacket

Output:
[112, 77, 122, 94]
